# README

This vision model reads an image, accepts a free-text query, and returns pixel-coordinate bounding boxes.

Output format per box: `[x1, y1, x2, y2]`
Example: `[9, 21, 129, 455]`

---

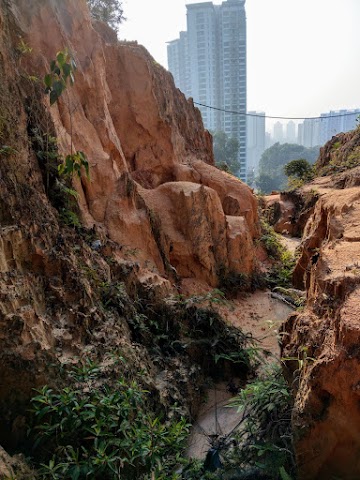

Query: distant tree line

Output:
[256, 143, 319, 193]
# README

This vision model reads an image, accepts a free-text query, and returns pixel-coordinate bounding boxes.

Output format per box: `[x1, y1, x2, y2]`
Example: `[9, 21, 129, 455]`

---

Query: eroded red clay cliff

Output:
[0, 0, 260, 462]
[11, 0, 258, 290]
[281, 128, 360, 480]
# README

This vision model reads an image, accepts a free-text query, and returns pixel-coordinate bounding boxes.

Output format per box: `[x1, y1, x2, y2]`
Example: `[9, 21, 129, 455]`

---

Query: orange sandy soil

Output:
[181, 279, 293, 357]
[183, 233, 300, 459]
[182, 284, 294, 459]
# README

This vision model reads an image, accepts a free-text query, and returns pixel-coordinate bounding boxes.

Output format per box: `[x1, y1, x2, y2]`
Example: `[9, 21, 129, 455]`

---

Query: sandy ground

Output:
[217, 290, 293, 357]
[280, 234, 301, 255]
[186, 382, 241, 460]
[185, 232, 301, 460]
[186, 290, 293, 459]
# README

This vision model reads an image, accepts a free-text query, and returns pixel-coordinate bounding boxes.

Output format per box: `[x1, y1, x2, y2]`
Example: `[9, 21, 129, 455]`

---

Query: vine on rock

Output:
[44, 49, 89, 180]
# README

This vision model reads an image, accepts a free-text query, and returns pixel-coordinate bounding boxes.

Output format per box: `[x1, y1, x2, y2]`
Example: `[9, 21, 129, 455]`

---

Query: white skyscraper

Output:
[273, 122, 284, 143]
[286, 121, 296, 143]
[168, 0, 247, 180]
[247, 112, 265, 176]
[297, 109, 360, 147]
[167, 32, 191, 98]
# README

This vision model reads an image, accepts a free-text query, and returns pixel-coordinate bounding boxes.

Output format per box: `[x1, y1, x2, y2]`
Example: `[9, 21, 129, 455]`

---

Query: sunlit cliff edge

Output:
[268, 128, 360, 479]
[0, 0, 260, 474]
[4, 0, 360, 477]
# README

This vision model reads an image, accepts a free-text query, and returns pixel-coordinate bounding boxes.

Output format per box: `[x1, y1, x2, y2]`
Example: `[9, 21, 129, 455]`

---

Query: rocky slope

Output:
[13, 0, 258, 290]
[0, 0, 260, 470]
[280, 128, 360, 479]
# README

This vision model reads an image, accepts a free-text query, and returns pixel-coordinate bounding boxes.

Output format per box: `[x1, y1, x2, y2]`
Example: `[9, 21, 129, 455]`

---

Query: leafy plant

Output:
[59, 208, 81, 228]
[17, 38, 33, 55]
[44, 49, 77, 105]
[215, 345, 265, 370]
[29, 362, 190, 479]
[284, 159, 314, 191]
[58, 151, 90, 179]
[219, 271, 251, 296]
[281, 346, 315, 373]
[41, 49, 90, 223]
[0, 145, 18, 156]
[331, 141, 341, 150]
[258, 220, 297, 289]
[267, 250, 296, 289]
[172, 289, 229, 310]
[226, 363, 295, 479]
[259, 220, 283, 260]
[283, 159, 314, 182]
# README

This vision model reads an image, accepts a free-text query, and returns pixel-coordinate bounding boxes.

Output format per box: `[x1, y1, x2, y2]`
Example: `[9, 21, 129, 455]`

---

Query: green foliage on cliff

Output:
[259, 220, 297, 289]
[226, 363, 295, 479]
[44, 49, 77, 105]
[87, 0, 125, 30]
[29, 361, 189, 480]
[44, 49, 90, 182]
[284, 158, 314, 182]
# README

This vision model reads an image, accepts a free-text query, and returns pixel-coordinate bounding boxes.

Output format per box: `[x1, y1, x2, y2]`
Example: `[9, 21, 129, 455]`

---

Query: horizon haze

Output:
[119, 0, 360, 124]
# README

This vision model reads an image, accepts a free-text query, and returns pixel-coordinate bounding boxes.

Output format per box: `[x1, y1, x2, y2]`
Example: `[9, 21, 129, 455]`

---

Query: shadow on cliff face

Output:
[0, 0, 269, 477]
[278, 127, 360, 479]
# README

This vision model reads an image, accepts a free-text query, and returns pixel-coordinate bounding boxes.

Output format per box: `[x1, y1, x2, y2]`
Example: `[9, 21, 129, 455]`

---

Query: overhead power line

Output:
[193, 101, 360, 121]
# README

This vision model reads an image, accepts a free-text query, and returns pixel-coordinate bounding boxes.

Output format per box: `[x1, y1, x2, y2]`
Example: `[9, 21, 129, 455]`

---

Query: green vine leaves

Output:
[44, 49, 90, 180]
[44, 49, 77, 105]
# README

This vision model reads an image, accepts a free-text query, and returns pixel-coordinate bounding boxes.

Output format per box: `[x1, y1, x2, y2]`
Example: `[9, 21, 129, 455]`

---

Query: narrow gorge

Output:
[1, 1, 360, 479]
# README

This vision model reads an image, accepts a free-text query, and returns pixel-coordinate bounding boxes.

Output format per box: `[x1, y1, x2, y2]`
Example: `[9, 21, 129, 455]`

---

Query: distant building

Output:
[167, 0, 247, 180]
[297, 109, 360, 147]
[167, 32, 191, 97]
[302, 118, 320, 147]
[247, 111, 265, 176]
[297, 123, 303, 145]
[286, 121, 296, 143]
[273, 121, 283, 143]
[342, 109, 360, 132]
[265, 132, 274, 149]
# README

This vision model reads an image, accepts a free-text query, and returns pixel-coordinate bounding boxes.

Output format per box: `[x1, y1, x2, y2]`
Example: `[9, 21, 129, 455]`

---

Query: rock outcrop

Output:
[264, 190, 318, 238]
[10, 0, 258, 289]
[0, 0, 260, 462]
[281, 128, 360, 479]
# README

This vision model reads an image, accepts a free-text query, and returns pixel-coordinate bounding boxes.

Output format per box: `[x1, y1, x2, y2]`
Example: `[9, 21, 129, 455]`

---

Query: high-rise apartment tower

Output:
[167, 0, 247, 180]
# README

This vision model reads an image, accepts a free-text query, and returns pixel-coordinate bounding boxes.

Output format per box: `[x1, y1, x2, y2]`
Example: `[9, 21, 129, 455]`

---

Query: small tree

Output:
[87, 0, 125, 30]
[284, 158, 314, 181]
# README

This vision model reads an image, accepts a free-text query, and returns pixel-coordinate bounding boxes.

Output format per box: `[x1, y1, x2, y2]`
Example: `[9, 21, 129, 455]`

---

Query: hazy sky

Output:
[119, 0, 360, 126]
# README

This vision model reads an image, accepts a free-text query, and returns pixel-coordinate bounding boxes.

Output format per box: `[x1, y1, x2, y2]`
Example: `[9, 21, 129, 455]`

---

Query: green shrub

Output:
[259, 220, 283, 260]
[266, 250, 297, 289]
[216, 264, 252, 296]
[283, 159, 314, 183]
[259, 220, 297, 289]
[29, 362, 190, 479]
[44, 49, 77, 105]
[226, 363, 295, 479]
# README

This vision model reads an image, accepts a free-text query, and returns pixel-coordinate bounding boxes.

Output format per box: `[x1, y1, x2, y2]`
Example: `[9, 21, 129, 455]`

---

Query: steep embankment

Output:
[279, 128, 360, 480]
[0, 0, 261, 474]
[13, 0, 258, 289]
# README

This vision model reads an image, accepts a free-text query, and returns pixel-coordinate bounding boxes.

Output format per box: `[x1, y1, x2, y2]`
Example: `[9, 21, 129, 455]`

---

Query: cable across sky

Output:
[193, 101, 360, 121]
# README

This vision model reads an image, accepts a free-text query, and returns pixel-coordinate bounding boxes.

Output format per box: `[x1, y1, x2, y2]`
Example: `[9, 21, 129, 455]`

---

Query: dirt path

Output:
[280, 234, 301, 255]
[186, 290, 293, 459]
[185, 230, 301, 460]
[217, 290, 293, 357]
